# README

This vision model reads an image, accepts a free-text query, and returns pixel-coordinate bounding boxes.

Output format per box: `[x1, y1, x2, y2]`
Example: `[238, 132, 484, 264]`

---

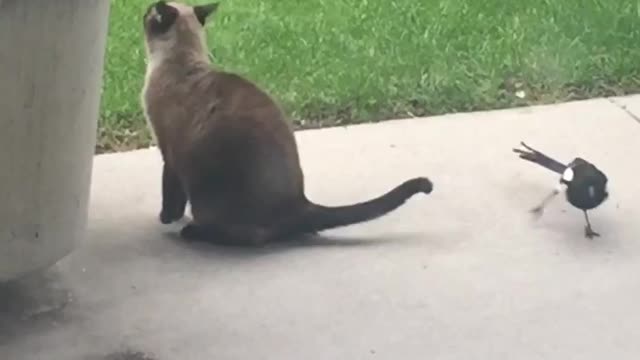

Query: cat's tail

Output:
[278, 177, 433, 237]
[513, 141, 567, 174]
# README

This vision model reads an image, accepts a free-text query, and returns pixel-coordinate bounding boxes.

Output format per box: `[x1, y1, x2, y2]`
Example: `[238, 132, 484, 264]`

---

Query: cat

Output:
[140, 1, 434, 245]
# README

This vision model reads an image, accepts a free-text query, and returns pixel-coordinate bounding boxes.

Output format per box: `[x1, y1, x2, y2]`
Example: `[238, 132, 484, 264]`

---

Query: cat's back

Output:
[205, 70, 283, 114]
[143, 62, 294, 152]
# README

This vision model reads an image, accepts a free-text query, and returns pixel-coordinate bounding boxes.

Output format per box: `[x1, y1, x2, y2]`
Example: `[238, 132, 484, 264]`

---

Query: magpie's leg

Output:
[583, 210, 600, 239]
[530, 189, 560, 217]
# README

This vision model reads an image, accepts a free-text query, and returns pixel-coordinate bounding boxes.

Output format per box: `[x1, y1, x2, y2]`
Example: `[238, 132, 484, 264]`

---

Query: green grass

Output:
[99, 0, 640, 152]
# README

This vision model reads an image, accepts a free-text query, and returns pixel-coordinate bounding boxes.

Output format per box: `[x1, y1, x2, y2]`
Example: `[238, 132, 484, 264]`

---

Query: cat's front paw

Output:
[159, 208, 182, 224]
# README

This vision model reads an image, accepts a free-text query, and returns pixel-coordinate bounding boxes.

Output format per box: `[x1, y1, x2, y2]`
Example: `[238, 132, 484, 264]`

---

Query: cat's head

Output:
[142, 1, 219, 60]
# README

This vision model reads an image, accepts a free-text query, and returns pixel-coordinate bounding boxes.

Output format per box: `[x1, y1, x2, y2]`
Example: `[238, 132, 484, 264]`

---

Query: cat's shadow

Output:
[155, 214, 426, 258]
[162, 228, 427, 259]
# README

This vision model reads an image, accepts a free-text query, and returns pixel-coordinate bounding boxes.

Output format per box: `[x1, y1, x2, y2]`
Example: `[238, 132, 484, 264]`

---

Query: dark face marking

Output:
[143, 1, 179, 36]
[193, 2, 219, 26]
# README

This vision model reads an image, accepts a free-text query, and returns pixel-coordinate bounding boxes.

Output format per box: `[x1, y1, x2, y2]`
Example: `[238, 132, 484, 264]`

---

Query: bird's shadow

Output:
[503, 173, 555, 208]
[527, 208, 624, 256]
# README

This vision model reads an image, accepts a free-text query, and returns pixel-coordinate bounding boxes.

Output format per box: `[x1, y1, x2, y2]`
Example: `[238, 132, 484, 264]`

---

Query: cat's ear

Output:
[193, 3, 219, 26]
[147, 1, 179, 34]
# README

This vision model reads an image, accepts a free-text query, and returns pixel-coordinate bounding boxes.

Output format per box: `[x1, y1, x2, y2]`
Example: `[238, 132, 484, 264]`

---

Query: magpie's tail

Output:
[513, 141, 567, 174]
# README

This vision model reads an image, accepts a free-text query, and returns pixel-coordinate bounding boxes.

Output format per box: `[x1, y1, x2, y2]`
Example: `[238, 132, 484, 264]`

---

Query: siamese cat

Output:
[141, 1, 434, 245]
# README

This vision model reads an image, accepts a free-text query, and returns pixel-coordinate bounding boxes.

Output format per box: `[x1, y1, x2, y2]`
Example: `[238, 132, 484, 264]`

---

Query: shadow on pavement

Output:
[0, 269, 72, 346]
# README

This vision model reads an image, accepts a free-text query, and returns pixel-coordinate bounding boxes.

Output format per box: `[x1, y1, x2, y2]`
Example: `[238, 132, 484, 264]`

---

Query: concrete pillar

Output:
[0, 1, 111, 281]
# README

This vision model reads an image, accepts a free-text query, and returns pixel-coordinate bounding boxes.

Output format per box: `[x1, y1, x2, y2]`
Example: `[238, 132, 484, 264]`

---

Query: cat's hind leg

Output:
[180, 222, 270, 247]
[159, 163, 188, 224]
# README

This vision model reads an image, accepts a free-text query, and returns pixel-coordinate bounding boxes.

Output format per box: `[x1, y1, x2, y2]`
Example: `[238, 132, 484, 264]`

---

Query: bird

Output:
[513, 141, 609, 239]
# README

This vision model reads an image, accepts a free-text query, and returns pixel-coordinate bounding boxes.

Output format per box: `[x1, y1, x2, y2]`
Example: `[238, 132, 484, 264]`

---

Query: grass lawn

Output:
[99, 0, 640, 152]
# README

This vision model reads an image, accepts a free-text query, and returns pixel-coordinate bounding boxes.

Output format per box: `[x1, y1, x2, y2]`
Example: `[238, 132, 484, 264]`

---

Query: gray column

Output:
[0, 1, 111, 281]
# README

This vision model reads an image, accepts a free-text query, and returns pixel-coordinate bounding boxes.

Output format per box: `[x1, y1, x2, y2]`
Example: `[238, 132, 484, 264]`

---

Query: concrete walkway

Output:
[2, 96, 640, 360]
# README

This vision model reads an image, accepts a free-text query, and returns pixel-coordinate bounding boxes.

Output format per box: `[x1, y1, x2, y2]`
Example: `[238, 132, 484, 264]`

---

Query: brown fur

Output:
[140, 1, 434, 246]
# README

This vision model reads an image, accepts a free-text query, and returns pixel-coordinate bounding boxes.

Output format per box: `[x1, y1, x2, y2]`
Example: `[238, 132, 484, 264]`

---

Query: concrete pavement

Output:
[2, 96, 640, 360]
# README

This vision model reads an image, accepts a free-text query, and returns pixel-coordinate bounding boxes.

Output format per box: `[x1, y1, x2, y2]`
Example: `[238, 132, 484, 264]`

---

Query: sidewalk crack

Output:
[608, 97, 640, 124]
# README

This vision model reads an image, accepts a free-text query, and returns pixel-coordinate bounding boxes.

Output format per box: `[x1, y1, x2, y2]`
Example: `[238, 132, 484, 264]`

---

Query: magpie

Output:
[513, 141, 609, 239]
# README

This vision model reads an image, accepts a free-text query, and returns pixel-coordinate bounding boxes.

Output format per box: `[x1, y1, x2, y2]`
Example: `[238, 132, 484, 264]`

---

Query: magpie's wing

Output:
[513, 142, 567, 175]
[569, 157, 608, 183]
[567, 157, 590, 168]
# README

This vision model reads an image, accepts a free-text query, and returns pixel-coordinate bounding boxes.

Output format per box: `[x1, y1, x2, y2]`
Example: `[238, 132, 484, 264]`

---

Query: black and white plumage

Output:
[513, 141, 609, 238]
